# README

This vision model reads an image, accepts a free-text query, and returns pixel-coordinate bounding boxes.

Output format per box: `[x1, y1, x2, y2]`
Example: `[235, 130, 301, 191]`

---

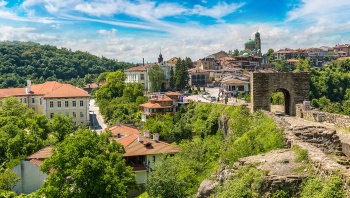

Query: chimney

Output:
[26, 80, 31, 94]
[153, 133, 159, 142]
[144, 130, 150, 138]
[138, 134, 143, 142]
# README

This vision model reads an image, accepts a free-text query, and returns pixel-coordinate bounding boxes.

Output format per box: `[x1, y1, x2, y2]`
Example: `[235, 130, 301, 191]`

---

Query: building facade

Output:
[0, 81, 90, 125]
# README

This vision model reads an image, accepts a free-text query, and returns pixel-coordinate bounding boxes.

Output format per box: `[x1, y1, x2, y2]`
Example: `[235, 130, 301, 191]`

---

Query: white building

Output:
[221, 78, 250, 96]
[125, 54, 176, 91]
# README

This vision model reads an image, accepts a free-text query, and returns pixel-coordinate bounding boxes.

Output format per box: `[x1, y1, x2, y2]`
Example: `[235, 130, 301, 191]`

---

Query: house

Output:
[232, 54, 263, 71]
[11, 146, 53, 194]
[140, 94, 177, 122]
[221, 78, 250, 96]
[125, 54, 177, 91]
[125, 65, 148, 90]
[108, 124, 181, 184]
[334, 44, 350, 57]
[83, 82, 105, 93]
[188, 68, 209, 86]
[0, 81, 90, 125]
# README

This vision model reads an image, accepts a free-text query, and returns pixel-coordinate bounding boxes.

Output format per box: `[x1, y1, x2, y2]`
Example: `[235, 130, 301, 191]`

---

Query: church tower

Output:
[158, 52, 163, 63]
[254, 31, 262, 56]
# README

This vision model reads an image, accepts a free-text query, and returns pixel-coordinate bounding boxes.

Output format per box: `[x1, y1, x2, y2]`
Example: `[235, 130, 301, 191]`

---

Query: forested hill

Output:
[0, 41, 134, 88]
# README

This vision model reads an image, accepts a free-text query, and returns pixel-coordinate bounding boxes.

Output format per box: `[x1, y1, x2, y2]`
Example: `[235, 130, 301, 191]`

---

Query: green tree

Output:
[148, 65, 165, 92]
[273, 60, 291, 72]
[294, 57, 311, 72]
[39, 129, 138, 197]
[0, 165, 20, 191]
[169, 67, 175, 90]
[96, 70, 126, 101]
[231, 49, 240, 57]
[266, 48, 274, 62]
[175, 58, 190, 90]
[49, 114, 74, 142]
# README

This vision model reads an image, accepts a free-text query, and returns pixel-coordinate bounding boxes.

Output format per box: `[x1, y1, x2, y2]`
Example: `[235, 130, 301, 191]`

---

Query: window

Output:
[72, 101, 76, 107]
[80, 112, 84, 118]
[40, 98, 42, 105]
[73, 112, 76, 118]
[24, 98, 27, 103]
[49, 101, 54, 108]
[65, 112, 69, 117]
[20, 98, 22, 103]
[50, 113, 54, 119]
[238, 86, 244, 91]
[57, 101, 62, 108]
[141, 74, 144, 80]
[31, 98, 35, 103]
[65, 101, 69, 107]
[80, 100, 84, 107]
[153, 156, 156, 163]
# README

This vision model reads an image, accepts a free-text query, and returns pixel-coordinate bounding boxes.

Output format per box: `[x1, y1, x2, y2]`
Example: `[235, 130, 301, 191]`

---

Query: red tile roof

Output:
[106, 124, 180, 157]
[125, 65, 147, 72]
[222, 78, 249, 85]
[27, 146, 53, 159]
[165, 92, 182, 96]
[140, 102, 172, 109]
[0, 81, 89, 98]
[30, 159, 44, 166]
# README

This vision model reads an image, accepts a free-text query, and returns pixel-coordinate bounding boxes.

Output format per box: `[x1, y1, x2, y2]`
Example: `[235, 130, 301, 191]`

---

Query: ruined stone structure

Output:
[251, 72, 310, 116]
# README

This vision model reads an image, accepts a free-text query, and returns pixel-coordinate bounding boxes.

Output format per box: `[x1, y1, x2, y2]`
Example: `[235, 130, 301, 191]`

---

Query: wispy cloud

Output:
[191, 2, 245, 19]
[287, 0, 350, 25]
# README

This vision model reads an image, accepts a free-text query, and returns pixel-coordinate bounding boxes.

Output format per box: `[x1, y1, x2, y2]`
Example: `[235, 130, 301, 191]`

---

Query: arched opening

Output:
[270, 88, 291, 115]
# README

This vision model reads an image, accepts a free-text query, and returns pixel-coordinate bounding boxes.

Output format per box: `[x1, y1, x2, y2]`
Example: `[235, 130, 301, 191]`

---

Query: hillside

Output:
[0, 41, 134, 88]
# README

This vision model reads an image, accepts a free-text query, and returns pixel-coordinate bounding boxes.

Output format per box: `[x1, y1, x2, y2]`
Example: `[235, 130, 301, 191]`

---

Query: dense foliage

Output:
[0, 41, 133, 88]
[39, 129, 138, 197]
[96, 71, 148, 125]
[174, 57, 191, 90]
[145, 103, 284, 197]
[310, 59, 350, 115]
[0, 97, 75, 168]
[148, 65, 165, 92]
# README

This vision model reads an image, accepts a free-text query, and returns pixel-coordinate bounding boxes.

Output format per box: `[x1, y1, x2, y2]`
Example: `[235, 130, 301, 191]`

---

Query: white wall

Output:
[11, 160, 48, 194]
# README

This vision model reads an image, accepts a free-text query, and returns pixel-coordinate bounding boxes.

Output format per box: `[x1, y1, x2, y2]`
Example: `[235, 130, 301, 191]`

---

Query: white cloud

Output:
[191, 2, 245, 19]
[0, 0, 7, 7]
[0, 26, 56, 41]
[287, 0, 350, 25]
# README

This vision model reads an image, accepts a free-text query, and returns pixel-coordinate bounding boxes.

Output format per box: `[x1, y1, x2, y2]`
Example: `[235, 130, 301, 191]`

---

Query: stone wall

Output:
[251, 72, 310, 116]
[296, 104, 350, 129]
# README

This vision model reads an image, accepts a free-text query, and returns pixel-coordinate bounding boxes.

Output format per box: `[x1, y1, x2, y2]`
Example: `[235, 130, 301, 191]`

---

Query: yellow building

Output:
[0, 80, 90, 125]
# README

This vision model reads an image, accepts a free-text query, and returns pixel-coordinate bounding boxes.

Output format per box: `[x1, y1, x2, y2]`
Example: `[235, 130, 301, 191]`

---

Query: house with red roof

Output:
[0, 80, 90, 125]
[140, 92, 181, 122]
[11, 146, 53, 194]
[108, 124, 181, 184]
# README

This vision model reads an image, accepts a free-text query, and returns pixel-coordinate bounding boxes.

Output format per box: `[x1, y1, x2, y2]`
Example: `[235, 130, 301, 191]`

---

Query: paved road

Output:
[89, 99, 107, 133]
[187, 87, 247, 105]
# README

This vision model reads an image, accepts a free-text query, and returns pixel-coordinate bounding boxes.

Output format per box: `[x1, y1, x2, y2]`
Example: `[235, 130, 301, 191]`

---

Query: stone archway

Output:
[251, 72, 310, 116]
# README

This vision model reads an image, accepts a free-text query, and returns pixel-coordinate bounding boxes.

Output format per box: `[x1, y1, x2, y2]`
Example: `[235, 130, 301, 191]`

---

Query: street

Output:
[89, 99, 107, 133]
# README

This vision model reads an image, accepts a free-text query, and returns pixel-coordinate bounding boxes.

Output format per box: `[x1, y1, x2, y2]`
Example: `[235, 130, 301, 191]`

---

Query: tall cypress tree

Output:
[169, 67, 175, 90]
[175, 57, 183, 90]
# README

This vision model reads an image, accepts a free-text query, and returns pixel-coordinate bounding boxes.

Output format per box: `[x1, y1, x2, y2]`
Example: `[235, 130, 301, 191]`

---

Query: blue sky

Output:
[0, 0, 350, 63]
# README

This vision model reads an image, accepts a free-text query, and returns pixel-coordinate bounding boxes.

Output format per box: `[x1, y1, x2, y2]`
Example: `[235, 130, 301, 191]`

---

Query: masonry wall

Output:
[251, 72, 310, 116]
[296, 104, 350, 128]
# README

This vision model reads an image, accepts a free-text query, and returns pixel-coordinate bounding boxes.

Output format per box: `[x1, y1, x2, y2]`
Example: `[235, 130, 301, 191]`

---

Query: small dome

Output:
[245, 39, 255, 45]
[255, 31, 260, 36]
[242, 53, 250, 56]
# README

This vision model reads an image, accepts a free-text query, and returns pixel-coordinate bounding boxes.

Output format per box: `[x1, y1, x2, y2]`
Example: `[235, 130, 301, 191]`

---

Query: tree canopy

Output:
[39, 129, 138, 197]
[0, 41, 133, 88]
[175, 57, 190, 90]
[148, 65, 165, 92]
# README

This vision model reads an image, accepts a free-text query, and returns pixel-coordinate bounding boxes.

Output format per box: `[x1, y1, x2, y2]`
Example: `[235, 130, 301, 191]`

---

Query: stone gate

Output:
[251, 72, 310, 116]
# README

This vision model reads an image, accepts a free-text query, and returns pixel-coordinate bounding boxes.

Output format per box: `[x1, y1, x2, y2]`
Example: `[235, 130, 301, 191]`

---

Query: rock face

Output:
[196, 149, 307, 198]
[195, 179, 218, 198]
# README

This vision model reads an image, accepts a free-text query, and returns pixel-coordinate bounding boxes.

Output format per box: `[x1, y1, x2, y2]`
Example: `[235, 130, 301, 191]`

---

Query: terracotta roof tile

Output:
[165, 92, 182, 96]
[222, 78, 249, 85]
[125, 65, 147, 72]
[43, 84, 90, 98]
[27, 146, 53, 159]
[0, 81, 89, 98]
[140, 102, 172, 109]
[29, 159, 44, 166]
